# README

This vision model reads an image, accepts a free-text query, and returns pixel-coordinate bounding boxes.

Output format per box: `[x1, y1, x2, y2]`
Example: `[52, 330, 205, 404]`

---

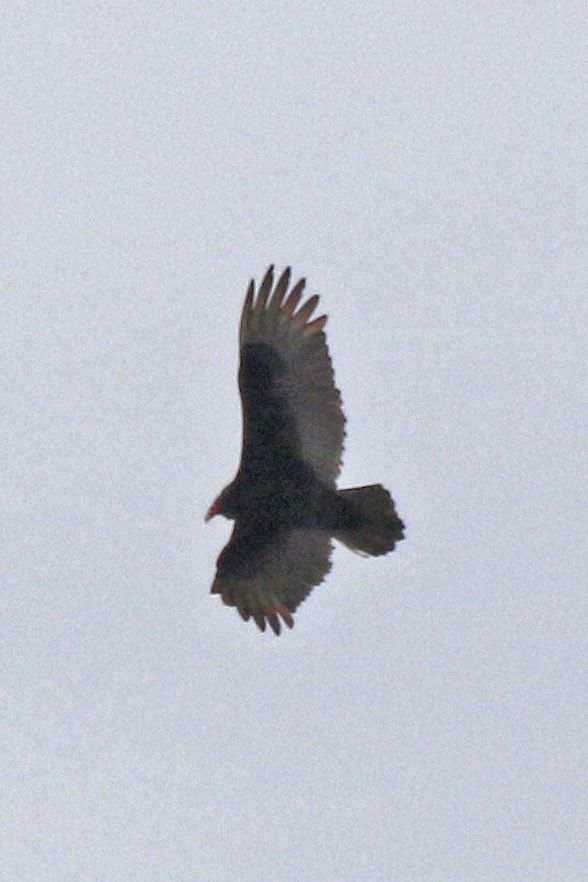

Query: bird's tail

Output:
[335, 484, 405, 556]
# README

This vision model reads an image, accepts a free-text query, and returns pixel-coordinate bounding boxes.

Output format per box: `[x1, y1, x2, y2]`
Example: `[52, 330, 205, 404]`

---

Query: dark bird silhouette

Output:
[206, 266, 405, 634]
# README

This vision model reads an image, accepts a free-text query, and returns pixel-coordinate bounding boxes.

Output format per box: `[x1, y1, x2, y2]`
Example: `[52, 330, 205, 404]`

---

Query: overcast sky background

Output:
[2, 4, 587, 881]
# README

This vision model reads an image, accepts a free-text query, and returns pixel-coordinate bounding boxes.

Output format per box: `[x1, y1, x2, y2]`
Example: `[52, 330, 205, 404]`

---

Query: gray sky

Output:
[2, 4, 587, 881]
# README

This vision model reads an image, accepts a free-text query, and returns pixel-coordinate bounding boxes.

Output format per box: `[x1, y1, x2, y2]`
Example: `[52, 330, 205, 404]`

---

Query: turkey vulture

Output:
[206, 266, 405, 634]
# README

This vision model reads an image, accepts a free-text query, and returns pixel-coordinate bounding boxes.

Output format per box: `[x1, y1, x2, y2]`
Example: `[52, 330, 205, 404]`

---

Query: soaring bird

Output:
[206, 266, 405, 634]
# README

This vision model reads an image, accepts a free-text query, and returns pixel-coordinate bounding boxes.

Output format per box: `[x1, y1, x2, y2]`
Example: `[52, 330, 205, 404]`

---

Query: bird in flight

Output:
[206, 266, 405, 634]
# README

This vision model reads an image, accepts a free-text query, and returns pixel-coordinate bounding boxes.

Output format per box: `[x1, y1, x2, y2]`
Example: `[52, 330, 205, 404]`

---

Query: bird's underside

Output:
[206, 266, 405, 634]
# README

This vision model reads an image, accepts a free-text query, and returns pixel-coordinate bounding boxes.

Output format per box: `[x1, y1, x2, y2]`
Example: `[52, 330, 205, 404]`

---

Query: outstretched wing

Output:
[238, 266, 346, 485]
[211, 524, 333, 634]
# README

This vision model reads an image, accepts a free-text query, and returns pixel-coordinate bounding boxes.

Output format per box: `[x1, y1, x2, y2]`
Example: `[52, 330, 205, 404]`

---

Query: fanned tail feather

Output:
[335, 484, 405, 556]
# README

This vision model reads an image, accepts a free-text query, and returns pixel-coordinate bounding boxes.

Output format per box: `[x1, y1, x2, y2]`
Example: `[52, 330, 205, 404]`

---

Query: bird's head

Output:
[205, 482, 239, 522]
[204, 495, 222, 522]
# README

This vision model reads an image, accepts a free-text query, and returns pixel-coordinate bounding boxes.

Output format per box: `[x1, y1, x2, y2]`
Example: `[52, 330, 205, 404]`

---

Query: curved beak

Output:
[205, 498, 220, 522]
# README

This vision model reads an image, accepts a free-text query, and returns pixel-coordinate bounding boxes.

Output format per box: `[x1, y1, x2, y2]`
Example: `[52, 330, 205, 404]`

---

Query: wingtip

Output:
[255, 265, 275, 310]
[303, 314, 327, 335]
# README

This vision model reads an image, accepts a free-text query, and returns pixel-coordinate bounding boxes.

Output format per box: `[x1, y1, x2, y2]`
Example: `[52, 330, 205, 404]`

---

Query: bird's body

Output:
[206, 266, 405, 634]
